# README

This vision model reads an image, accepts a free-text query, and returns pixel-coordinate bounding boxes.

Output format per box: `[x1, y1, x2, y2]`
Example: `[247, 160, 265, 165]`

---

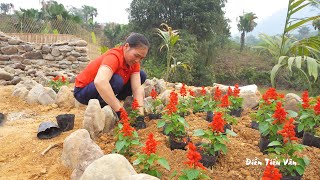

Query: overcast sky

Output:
[1, 0, 289, 35]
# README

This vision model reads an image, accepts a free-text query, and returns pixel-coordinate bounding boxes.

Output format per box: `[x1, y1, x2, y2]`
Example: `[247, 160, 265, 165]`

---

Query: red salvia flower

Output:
[214, 86, 221, 101]
[184, 142, 206, 170]
[188, 89, 195, 97]
[119, 107, 129, 123]
[262, 88, 284, 104]
[61, 76, 66, 83]
[166, 91, 178, 115]
[201, 86, 206, 96]
[301, 91, 310, 109]
[277, 118, 299, 144]
[150, 88, 157, 99]
[122, 120, 134, 137]
[272, 102, 288, 124]
[262, 163, 282, 180]
[53, 75, 60, 81]
[314, 98, 320, 115]
[219, 94, 230, 108]
[227, 87, 233, 96]
[142, 133, 159, 155]
[233, 83, 240, 97]
[132, 98, 140, 110]
[210, 112, 226, 133]
[180, 83, 187, 97]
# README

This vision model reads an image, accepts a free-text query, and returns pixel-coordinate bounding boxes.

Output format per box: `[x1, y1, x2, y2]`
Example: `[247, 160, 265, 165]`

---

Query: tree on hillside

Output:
[104, 23, 129, 47]
[298, 26, 310, 39]
[237, 12, 258, 52]
[0, 3, 14, 15]
[128, 0, 229, 40]
[82, 5, 98, 24]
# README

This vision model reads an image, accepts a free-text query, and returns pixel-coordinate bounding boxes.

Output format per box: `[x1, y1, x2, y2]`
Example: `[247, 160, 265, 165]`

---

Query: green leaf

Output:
[296, 158, 305, 167]
[131, 139, 140, 145]
[298, 123, 304, 132]
[306, 56, 319, 80]
[157, 120, 166, 128]
[178, 117, 189, 128]
[220, 144, 228, 154]
[295, 165, 304, 175]
[133, 158, 141, 165]
[225, 129, 237, 136]
[271, 63, 285, 87]
[303, 156, 310, 165]
[288, 57, 295, 72]
[193, 129, 205, 136]
[259, 122, 269, 134]
[268, 141, 282, 147]
[295, 56, 302, 69]
[147, 154, 156, 165]
[115, 140, 126, 152]
[286, 110, 298, 118]
[186, 169, 200, 180]
[286, 16, 319, 33]
[157, 158, 171, 170]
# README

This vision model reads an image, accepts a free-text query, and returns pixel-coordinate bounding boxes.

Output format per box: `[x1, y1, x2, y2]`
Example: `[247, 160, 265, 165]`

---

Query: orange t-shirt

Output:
[75, 46, 140, 88]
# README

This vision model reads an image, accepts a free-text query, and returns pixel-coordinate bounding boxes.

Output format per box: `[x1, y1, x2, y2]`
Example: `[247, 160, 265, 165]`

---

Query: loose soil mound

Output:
[0, 85, 319, 180]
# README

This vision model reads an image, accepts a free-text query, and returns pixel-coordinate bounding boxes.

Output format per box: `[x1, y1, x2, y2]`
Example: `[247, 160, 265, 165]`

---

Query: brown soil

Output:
[0, 85, 319, 180]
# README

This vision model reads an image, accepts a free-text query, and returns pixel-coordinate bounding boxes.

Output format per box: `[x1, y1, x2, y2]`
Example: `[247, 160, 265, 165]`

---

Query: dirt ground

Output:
[0, 85, 319, 180]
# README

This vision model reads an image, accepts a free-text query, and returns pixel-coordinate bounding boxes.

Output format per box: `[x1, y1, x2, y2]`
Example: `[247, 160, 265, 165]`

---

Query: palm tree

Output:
[237, 12, 258, 52]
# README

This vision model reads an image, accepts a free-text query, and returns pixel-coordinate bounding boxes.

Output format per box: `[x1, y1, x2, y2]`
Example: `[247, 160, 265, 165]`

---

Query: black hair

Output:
[125, 32, 150, 49]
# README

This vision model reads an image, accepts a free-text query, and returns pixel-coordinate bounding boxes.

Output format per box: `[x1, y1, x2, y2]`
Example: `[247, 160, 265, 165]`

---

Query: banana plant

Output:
[270, 0, 320, 93]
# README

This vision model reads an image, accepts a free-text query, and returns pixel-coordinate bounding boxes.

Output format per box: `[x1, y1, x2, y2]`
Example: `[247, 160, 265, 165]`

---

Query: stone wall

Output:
[0, 32, 90, 85]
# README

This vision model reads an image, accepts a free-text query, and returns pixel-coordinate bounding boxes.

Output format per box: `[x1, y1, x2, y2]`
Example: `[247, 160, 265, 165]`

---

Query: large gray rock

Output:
[12, 86, 29, 100]
[102, 105, 117, 133]
[160, 89, 171, 105]
[55, 86, 75, 109]
[0, 69, 14, 81]
[83, 99, 105, 139]
[80, 154, 137, 180]
[239, 85, 261, 109]
[26, 84, 45, 104]
[38, 87, 57, 105]
[1, 46, 18, 55]
[284, 93, 301, 113]
[61, 129, 104, 180]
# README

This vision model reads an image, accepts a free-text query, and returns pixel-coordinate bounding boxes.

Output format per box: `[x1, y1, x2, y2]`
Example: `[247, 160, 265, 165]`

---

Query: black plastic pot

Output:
[56, 114, 75, 131]
[259, 136, 270, 154]
[169, 135, 190, 150]
[251, 121, 259, 130]
[224, 124, 231, 132]
[206, 111, 214, 122]
[281, 172, 302, 180]
[37, 121, 62, 139]
[199, 150, 219, 168]
[229, 108, 243, 117]
[302, 132, 320, 148]
[148, 113, 162, 120]
[0, 113, 5, 126]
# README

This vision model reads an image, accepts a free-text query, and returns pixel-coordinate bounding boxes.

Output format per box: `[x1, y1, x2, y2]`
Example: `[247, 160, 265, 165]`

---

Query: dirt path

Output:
[0, 85, 319, 180]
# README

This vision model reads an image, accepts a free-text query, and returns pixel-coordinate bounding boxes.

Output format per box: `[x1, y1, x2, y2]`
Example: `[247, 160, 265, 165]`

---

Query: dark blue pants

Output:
[74, 71, 147, 107]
